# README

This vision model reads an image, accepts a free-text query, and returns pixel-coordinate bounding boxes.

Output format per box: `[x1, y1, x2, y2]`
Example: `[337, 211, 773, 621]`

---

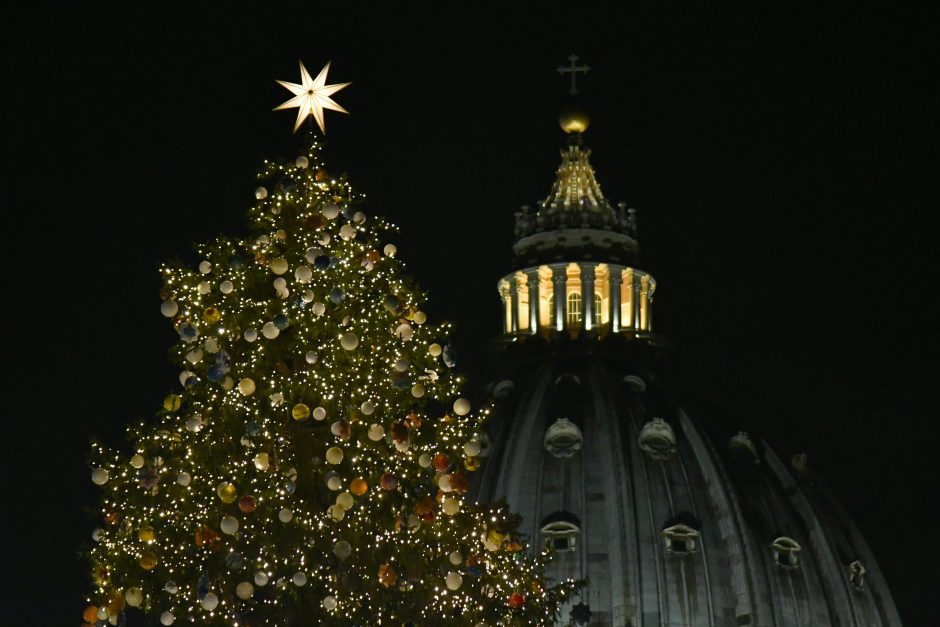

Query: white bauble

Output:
[336, 492, 354, 510]
[318, 232, 331, 245]
[383, 243, 397, 257]
[302, 289, 315, 303]
[322, 203, 340, 219]
[411, 384, 425, 398]
[164, 581, 178, 594]
[238, 378, 256, 396]
[326, 475, 342, 491]
[221, 376, 234, 391]
[185, 416, 203, 432]
[353, 211, 366, 224]
[200, 592, 219, 611]
[295, 155, 309, 168]
[312, 302, 326, 316]
[160, 300, 178, 318]
[130, 454, 145, 469]
[339, 224, 356, 241]
[313, 406, 327, 421]
[124, 587, 143, 607]
[305, 350, 318, 364]
[91, 468, 109, 485]
[199, 260, 212, 274]
[442, 496, 461, 516]
[393, 359, 409, 372]
[367, 424, 385, 441]
[262, 322, 279, 339]
[220, 516, 239, 535]
[326, 447, 344, 464]
[220, 280, 233, 294]
[360, 401, 375, 415]
[160, 611, 175, 626]
[295, 265, 312, 283]
[244, 327, 258, 342]
[464, 440, 482, 457]
[177, 472, 191, 487]
[305, 246, 318, 263]
[273, 277, 287, 291]
[235, 581, 254, 600]
[279, 508, 293, 523]
[185, 349, 203, 364]
[292, 572, 307, 587]
[418, 453, 432, 468]
[445, 571, 463, 590]
[340, 332, 359, 350]
[204, 337, 219, 353]
[270, 257, 288, 275]
[449, 551, 463, 565]
[97, 607, 108, 620]
[255, 186, 268, 200]
[323, 596, 337, 610]
[256, 234, 270, 245]
[413, 311, 427, 325]
[197, 281, 210, 294]
[395, 323, 413, 341]
[253, 452, 270, 470]
[92, 527, 104, 542]
[438, 474, 452, 492]
[334, 540, 352, 560]
[453, 398, 471, 416]
[254, 572, 269, 587]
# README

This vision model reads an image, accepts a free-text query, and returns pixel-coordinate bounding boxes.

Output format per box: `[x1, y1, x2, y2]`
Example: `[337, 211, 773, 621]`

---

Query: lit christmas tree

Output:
[83, 61, 574, 626]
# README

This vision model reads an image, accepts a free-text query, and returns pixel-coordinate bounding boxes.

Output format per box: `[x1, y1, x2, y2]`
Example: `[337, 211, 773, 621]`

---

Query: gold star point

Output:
[274, 60, 351, 133]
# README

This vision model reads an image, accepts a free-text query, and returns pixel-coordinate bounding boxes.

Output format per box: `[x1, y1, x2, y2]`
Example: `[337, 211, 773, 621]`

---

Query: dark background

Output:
[2, 2, 935, 624]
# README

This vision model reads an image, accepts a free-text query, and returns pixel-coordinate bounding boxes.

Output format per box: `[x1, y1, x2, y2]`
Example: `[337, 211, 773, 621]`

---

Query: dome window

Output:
[728, 431, 760, 464]
[566, 292, 582, 326]
[638, 418, 676, 461]
[541, 512, 580, 552]
[661, 515, 700, 556]
[771, 537, 801, 570]
[544, 417, 583, 458]
[623, 374, 646, 393]
[849, 560, 866, 591]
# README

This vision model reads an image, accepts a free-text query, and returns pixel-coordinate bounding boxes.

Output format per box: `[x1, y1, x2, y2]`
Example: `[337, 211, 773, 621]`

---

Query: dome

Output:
[472, 97, 901, 626]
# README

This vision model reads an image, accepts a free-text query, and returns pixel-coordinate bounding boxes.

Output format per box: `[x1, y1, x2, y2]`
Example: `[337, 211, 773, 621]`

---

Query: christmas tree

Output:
[83, 61, 574, 626]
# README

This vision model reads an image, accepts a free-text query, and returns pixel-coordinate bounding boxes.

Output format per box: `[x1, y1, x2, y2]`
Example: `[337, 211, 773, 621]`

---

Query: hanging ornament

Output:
[442, 496, 461, 516]
[236, 581, 254, 600]
[350, 477, 368, 495]
[238, 495, 256, 513]
[278, 508, 293, 523]
[433, 453, 450, 471]
[292, 572, 307, 587]
[313, 406, 327, 421]
[295, 265, 312, 283]
[378, 563, 397, 588]
[339, 223, 356, 240]
[327, 504, 345, 521]
[508, 593, 525, 609]
[313, 302, 327, 316]
[238, 378, 256, 396]
[217, 482, 238, 503]
[380, 473, 398, 491]
[367, 424, 385, 441]
[333, 540, 352, 560]
[292, 403, 310, 421]
[254, 572, 269, 587]
[130, 453, 145, 468]
[418, 453, 432, 468]
[340, 333, 358, 350]
[326, 447, 344, 464]
[177, 472, 192, 486]
[336, 492, 354, 510]
[449, 551, 463, 565]
[443, 344, 457, 368]
[220, 516, 239, 535]
[160, 300, 179, 318]
[453, 398, 471, 416]
[220, 280, 234, 294]
[262, 322, 280, 339]
[429, 343, 443, 357]
[203, 307, 221, 324]
[200, 592, 219, 611]
[255, 186, 268, 200]
[91, 468, 109, 485]
[198, 281, 211, 294]
[322, 203, 340, 219]
[138, 525, 155, 543]
[411, 383, 425, 398]
[322, 596, 337, 610]
[139, 551, 158, 571]
[383, 243, 397, 257]
[445, 571, 463, 590]
[160, 611, 175, 625]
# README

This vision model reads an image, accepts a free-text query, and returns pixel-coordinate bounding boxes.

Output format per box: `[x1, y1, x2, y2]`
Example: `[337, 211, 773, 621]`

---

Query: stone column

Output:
[632, 273, 641, 332]
[510, 277, 520, 333]
[551, 264, 567, 331]
[527, 272, 539, 334]
[499, 283, 511, 334]
[580, 263, 596, 332]
[610, 270, 622, 333]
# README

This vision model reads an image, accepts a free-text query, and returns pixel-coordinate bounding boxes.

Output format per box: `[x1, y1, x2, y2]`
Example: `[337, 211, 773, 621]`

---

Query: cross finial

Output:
[557, 54, 590, 95]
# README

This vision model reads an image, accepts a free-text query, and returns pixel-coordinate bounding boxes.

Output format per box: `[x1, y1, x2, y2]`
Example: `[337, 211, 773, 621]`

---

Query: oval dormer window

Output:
[661, 514, 700, 556]
[771, 537, 802, 570]
[849, 560, 866, 591]
[541, 512, 580, 552]
[544, 417, 583, 458]
[638, 418, 677, 461]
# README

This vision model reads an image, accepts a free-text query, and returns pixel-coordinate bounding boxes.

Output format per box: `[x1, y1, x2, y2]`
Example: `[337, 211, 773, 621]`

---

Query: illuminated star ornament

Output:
[275, 60, 350, 133]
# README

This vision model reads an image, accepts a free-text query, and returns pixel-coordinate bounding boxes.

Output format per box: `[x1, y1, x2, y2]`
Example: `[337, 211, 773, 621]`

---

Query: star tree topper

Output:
[275, 60, 350, 133]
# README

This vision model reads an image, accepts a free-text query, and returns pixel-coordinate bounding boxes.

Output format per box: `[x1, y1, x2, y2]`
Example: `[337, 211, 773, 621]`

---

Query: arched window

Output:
[541, 512, 580, 552]
[567, 292, 582, 325]
[544, 417, 583, 458]
[593, 292, 602, 326]
[771, 537, 801, 570]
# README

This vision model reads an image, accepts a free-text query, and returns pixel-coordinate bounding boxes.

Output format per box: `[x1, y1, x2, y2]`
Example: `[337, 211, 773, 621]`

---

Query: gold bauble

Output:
[217, 481, 238, 503]
[138, 525, 155, 543]
[291, 403, 310, 421]
[139, 551, 158, 571]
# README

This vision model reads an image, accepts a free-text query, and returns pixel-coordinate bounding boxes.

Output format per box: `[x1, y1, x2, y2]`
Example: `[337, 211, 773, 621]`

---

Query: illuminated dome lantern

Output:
[472, 69, 902, 627]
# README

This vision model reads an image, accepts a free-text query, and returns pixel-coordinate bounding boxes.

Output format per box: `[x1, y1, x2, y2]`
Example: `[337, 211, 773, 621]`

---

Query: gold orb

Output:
[559, 107, 590, 134]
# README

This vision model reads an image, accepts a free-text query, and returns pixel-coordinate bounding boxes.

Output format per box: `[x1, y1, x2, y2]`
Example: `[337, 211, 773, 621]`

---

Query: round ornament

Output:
[130, 453, 145, 469]
[124, 587, 143, 607]
[339, 224, 356, 241]
[220, 516, 239, 535]
[367, 424, 385, 441]
[413, 311, 427, 325]
[327, 504, 345, 521]
[292, 572, 307, 587]
[442, 496, 461, 516]
[278, 508, 293, 523]
[383, 243, 397, 257]
[508, 593, 525, 608]
[262, 322, 279, 339]
[238, 495, 256, 513]
[464, 456, 480, 471]
[199, 260, 212, 274]
[378, 563, 397, 588]
[313, 406, 327, 421]
[326, 447, 344, 464]
[340, 333, 358, 350]
[203, 307, 221, 324]
[295, 155, 309, 169]
[164, 581, 178, 594]
[449, 551, 463, 565]
[255, 186, 268, 200]
[445, 571, 463, 590]
[254, 572, 269, 586]
[238, 378, 256, 396]
[429, 343, 443, 357]
[295, 265, 312, 283]
[453, 398, 471, 416]
[353, 211, 366, 224]
[312, 302, 327, 316]
[336, 492, 354, 510]
[464, 440, 482, 456]
[418, 453, 432, 468]
[221, 377, 234, 391]
[217, 482, 238, 503]
[163, 394, 181, 412]
[274, 314, 290, 330]
[292, 403, 310, 421]
[185, 349, 203, 364]
[185, 416, 204, 432]
[160, 300, 179, 318]
[380, 473, 398, 491]
[273, 277, 287, 292]
[333, 540, 352, 560]
[326, 474, 342, 491]
[393, 359, 409, 372]
[360, 401, 375, 415]
[411, 383, 425, 398]
[197, 281, 211, 294]
[235, 581, 254, 600]
[139, 551, 158, 571]
[270, 257, 288, 275]
[204, 336, 220, 353]
[318, 232, 331, 245]
[244, 327, 258, 342]
[177, 472, 191, 486]
[160, 611, 175, 626]
[83, 605, 99, 623]
[138, 525, 155, 543]
[322, 596, 337, 611]
[395, 323, 414, 340]
[350, 478, 368, 495]
[220, 280, 233, 294]
[201, 592, 219, 611]
[322, 203, 340, 219]
[91, 468, 109, 485]
[433, 453, 449, 471]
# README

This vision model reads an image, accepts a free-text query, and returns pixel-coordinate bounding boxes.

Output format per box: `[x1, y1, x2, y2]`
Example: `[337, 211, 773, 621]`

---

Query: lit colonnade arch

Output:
[498, 264, 655, 336]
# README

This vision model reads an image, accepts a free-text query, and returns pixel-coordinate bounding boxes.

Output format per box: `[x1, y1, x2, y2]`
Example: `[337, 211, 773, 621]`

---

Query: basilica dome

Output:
[471, 112, 902, 627]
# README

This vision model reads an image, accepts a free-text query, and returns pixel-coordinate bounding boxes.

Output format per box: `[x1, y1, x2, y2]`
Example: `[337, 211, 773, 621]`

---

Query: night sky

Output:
[3, 3, 935, 624]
